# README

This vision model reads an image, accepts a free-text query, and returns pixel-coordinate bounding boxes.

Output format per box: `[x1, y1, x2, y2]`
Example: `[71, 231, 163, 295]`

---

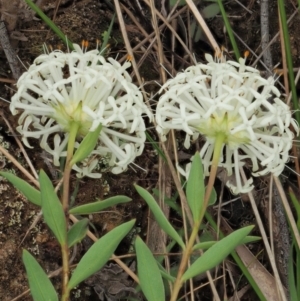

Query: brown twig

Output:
[0, 21, 22, 80]
[260, 0, 273, 74]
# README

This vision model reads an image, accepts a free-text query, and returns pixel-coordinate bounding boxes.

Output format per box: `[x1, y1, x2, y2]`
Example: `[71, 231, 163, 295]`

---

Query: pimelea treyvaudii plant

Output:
[156, 52, 298, 194]
[1, 42, 153, 301]
[10, 42, 152, 178]
[155, 52, 299, 301]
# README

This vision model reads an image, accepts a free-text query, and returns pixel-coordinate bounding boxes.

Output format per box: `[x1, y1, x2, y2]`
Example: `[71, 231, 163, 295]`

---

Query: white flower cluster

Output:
[10, 44, 152, 178]
[156, 54, 298, 194]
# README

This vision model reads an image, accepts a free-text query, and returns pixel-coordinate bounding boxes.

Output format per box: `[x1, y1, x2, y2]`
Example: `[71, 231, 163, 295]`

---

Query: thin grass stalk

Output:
[277, 0, 300, 124]
[25, 0, 74, 50]
[216, 0, 240, 59]
[287, 188, 300, 297]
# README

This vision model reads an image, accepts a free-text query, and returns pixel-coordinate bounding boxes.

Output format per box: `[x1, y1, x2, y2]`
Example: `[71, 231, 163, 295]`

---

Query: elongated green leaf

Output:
[157, 261, 176, 282]
[201, 3, 220, 19]
[135, 184, 185, 249]
[217, 0, 240, 59]
[68, 219, 135, 289]
[146, 131, 166, 162]
[25, 0, 74, 49]
[193, 235, 261, 251]
[288, 244, 299, 301]
[135, 237, 165, 301]
[289, 187, 300, 228]
[67, 218, 89, 248]
[22, 250, 58, 301]
[100, 14, 115, 53]
[69, 196, 131, 215]
[70, 124, 102, 165]
[170, 0, 186, 6]
[182, 225, 254, 281]
[39, 170, 67, 245]
[0, 172, 41, 206]
[152, 189, 181, 216]
[186, 154, 204, 222]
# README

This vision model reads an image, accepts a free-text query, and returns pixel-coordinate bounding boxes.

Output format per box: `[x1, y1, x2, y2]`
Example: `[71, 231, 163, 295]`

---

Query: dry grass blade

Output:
[113, 0, 143, 87]
[235, 244, 285, 301]
[143, 0, 195, 62]
[118, 6, 188, 66]
[0, 144, 39, 187]
[222, 217, 286, 301]
[185, 0, 221, 55]
[0, 111, 38, 179]
[149, 0, 166, 83]
[120, 4, 174, 72]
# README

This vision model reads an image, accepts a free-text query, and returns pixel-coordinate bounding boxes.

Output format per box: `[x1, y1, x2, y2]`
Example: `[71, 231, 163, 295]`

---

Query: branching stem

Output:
[170, 135, 224, 301]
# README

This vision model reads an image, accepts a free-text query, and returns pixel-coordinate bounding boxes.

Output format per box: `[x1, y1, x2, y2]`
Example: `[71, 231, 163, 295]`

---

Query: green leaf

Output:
[67, 218, 89, 248]
[288, 243, 299, 301]
[68, 219, 135, 289]
[193, 23, 205, 43]
[193, 235, 261, 251]
[39, 170, 67, 245]
[157, 261, 176, 282]
[170, 0, 186, 6]
[208, 187, 217, 206]
[152, 189, 181, 217]
[182, 225, 254, 281]
[146, 131, 166, 162]
[216, 0, 240, 59]
[69, 196, 131, 215]
[100, 14, 115, 53]
[0, 172, 41, 206]
[289, 187, 300, 228]
[201, 3, 220, 19]
[22, 250, 58, 301]
[186, 153, 204, 222]
[135, 184, 185, 249]
[70, 124, 102, 165]
[25, 0, 73, 50]
[135, 237, 165, 301]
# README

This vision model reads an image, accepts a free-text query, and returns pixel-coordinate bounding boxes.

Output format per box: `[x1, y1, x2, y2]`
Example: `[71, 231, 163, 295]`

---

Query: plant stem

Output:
[170, 135, 224, 301]
[61, 242, 70, 301]
[62, 122, 79, 213]
[61, 121, 79, 301]
[199, 134, 224, 222]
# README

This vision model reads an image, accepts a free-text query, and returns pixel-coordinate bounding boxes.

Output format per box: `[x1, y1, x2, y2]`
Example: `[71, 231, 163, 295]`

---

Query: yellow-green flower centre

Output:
[197, 112, 250, 149]
[52, 101, 92, 137]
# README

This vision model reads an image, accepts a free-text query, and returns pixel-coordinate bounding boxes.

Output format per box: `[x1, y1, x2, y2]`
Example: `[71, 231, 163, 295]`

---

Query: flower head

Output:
[156, 54, 298, 194]
[11, 44, 152, 177]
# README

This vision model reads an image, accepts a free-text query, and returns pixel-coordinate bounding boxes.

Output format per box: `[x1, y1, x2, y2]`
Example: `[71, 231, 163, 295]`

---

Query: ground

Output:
[0, 0, 299, 300]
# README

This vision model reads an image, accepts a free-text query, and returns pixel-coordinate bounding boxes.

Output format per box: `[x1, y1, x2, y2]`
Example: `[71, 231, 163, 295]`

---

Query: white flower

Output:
[11, 44, 152, 178]
[156, 54, 298, 194]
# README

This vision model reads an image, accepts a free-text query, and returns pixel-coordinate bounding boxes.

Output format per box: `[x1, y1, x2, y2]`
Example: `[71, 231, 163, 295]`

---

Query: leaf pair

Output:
[23, 219, 135, 301]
